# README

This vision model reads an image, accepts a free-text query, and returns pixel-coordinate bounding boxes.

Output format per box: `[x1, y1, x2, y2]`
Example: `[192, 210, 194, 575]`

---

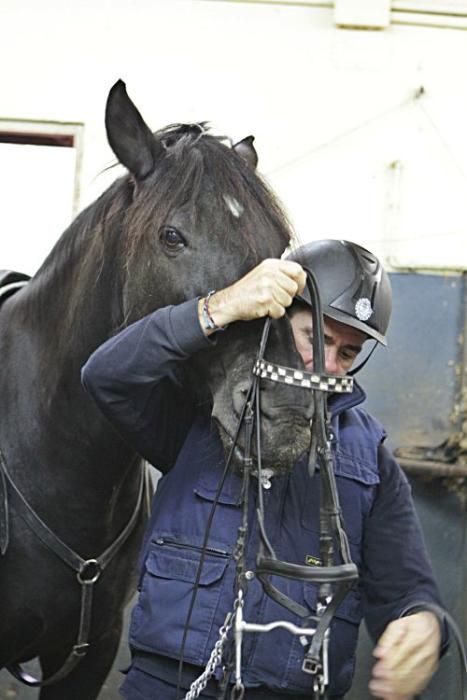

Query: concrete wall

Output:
[1, 0, 466, 272]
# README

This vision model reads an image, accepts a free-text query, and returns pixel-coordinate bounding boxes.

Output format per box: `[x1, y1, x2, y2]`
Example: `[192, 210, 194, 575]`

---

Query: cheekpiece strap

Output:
[253, 359, 354, 393]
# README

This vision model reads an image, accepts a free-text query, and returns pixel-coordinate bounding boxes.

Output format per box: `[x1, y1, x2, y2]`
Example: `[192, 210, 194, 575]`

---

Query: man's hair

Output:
[288, 299, 311, 319]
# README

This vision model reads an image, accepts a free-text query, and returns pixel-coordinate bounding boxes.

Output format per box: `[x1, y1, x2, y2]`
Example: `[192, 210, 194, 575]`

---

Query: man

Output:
[82, 240, 445, 700]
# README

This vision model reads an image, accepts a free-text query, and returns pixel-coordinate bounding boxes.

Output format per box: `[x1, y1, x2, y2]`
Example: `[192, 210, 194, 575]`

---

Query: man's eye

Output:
[341, 350, 357, 362]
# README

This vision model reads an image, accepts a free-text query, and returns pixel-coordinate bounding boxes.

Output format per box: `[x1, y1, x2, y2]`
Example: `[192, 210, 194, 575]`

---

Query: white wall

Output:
[1, 0, 466, 272]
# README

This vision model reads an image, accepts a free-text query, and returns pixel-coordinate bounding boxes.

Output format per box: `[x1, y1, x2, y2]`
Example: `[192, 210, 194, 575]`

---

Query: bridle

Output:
[0, 445, 147, 687]
[182, 270, 359, 700]
[231, 270, 358, 699]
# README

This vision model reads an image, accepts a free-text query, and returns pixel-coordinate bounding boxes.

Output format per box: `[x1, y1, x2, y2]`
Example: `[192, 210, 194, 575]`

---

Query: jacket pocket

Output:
[129, 539, 231, 664]
[300, 459, 379, 546]
[192, 462, 244, 549]
[194, 462, 243, 506]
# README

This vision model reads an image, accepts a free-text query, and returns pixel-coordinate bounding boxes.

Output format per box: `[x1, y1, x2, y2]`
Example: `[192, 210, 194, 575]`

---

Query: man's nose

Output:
[324, 348, 341, 376]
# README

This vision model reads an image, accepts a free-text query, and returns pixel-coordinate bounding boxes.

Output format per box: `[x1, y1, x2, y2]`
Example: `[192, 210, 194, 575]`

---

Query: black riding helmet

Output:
[287, 239, 392, 346]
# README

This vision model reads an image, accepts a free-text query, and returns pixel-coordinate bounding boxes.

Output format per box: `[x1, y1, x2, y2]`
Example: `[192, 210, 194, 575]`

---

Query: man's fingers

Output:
[278, 260, 307, 295]
[210, 258, 308, 325]
[370, 613, 441, 699]
[275, 274, 300, 300]
[267, 300, 288, 319]
[264, 259, 305, 300]
[271, 285, 296, 311]
[245, 260, 304, 317]
[369, 674, 412, 700]
[374, 619, 408, 658]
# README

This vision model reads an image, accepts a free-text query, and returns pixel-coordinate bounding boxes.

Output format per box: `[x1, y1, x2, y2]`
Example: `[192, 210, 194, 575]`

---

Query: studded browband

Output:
[252, 359, 354, 393]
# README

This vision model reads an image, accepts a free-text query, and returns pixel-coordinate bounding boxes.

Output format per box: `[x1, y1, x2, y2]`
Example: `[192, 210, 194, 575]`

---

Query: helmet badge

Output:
[355, 297, 373, 321]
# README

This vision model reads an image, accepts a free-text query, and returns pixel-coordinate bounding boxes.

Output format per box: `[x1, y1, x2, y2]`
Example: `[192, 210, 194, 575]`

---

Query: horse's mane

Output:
[22, 178, 131, 325]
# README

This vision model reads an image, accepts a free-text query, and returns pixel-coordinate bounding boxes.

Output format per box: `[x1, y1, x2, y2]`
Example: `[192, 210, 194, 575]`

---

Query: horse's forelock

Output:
[156, 122, 212, 150]
[124, 125, 292, 265]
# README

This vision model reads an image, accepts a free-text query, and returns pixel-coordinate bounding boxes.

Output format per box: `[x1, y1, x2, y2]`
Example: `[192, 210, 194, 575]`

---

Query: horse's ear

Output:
[232, 135, 258, 170]
[105, 80, 164, 180]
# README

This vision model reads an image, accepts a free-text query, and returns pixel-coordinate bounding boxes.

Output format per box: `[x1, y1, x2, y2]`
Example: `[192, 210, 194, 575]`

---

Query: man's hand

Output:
[369, 611, 441, 699]
[198, 259, 306, 334]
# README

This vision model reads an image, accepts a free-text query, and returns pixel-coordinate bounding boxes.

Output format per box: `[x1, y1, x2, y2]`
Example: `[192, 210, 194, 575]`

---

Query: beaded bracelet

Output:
[202, 290, 228, 332]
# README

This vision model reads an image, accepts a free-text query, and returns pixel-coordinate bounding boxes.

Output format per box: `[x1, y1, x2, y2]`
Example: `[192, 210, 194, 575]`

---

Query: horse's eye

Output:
[160, 227, 186, 253]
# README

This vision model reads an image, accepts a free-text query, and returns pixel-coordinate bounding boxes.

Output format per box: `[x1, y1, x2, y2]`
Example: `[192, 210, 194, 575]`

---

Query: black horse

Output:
[0, 81, 312, 699]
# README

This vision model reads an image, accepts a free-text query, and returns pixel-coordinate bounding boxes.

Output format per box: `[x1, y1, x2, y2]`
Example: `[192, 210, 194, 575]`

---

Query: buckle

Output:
[77, 559, 101, 584]
[302, 656, 320, 675]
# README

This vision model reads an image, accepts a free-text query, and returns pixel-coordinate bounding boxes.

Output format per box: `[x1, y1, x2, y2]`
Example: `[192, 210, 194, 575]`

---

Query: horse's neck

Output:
[0, 201, 132, 475]
[25, 187, 128, 363]
[20, 256, 120, 386]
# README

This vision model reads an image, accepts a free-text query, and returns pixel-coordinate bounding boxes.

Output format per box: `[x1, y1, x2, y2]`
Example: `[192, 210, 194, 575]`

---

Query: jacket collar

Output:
[328, 379, 366, 416]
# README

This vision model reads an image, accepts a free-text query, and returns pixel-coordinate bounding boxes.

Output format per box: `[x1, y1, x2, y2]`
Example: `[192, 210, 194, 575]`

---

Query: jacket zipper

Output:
[154, 537, 229, 558]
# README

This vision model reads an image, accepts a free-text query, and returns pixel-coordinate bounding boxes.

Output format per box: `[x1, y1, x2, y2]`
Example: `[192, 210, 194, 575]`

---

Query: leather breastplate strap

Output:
[0, 446, 146, 687]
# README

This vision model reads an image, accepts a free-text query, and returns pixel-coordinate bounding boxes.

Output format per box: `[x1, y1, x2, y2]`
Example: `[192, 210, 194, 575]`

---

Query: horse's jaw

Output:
[192, 319, 314, 475]
[212, 409, 312, 476]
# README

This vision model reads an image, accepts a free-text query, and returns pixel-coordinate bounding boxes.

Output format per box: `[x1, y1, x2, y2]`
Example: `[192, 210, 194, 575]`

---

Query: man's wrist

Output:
[399, 604, 445, 652]
[199, 288, 237, 335]
[198, 291, 233, 336]
[400, 603, 444, 626]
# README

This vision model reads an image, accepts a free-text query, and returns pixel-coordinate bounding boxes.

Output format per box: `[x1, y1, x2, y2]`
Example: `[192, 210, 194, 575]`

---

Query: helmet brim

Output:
[295, 289, 388, 347]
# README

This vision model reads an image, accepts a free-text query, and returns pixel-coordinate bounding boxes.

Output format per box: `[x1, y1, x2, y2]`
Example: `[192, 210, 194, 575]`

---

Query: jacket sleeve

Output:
[81, 298, 212, 472]
[361, 444, 448, 649]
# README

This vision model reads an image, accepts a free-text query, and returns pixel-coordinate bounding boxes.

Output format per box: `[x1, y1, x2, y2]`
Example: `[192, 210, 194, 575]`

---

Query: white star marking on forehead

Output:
[223, 194, 244, 219]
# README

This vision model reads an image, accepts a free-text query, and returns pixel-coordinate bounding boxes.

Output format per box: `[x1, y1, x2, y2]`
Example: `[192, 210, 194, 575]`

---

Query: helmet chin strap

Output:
[348, 339, 378, 376]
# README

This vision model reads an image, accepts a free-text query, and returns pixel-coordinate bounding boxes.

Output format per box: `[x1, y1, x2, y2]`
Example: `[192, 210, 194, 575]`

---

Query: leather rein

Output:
[226, 270, 359, 700]
[181, 271, 360, 700]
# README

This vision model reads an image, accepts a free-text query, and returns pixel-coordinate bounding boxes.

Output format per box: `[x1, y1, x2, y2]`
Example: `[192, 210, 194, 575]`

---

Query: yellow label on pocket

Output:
[305, 555, 322, 566]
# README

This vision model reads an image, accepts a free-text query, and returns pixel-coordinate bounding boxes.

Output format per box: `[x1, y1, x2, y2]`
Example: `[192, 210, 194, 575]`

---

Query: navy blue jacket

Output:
[82, 299, 445, 697]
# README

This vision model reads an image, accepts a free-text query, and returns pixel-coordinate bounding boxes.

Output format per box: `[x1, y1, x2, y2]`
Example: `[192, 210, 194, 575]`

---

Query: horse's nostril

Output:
[233, 382, 251, 415]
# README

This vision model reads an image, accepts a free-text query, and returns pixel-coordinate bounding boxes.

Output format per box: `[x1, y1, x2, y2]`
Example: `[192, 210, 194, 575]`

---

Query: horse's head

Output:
[190, 318, 314, 474]
[105, 80, 313, 471]
[105, 81, 290, 316]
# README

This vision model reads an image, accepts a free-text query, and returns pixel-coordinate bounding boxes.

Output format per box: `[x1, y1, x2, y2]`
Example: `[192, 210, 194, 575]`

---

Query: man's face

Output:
[290, 308, 367, 376]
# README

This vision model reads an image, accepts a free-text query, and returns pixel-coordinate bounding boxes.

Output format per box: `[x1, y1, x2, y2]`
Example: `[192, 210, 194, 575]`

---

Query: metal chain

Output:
[184, 608, 236, 700]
